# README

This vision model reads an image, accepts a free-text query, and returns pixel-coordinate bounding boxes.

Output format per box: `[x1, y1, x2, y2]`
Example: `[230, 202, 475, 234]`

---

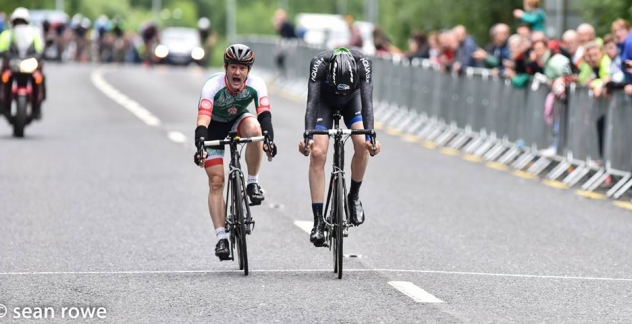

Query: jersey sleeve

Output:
[305, 52, 329, 131]
[356, 52, 375, 130]
[248, 75, 271, 115]
[197, 74, 222, 117]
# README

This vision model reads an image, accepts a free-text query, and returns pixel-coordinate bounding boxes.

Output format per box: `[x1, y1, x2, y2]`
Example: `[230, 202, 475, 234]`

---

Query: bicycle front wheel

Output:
[335, 174, 344, 279]
[234, 175, 249, 276]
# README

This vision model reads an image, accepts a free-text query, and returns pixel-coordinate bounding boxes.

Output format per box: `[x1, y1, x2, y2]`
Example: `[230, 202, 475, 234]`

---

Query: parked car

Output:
[154, 27, 205, 66]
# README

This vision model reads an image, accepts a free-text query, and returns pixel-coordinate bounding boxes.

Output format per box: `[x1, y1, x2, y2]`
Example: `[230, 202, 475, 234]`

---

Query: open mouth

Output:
[231, 76, 242, 87]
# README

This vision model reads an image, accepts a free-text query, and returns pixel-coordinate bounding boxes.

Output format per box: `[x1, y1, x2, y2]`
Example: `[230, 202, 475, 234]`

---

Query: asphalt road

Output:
[1, 62, 632, 323]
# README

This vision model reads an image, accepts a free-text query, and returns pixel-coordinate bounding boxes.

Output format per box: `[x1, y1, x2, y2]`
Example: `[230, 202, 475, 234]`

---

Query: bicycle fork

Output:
[226, 167, 255, 233]
[323, 168, 350, 239]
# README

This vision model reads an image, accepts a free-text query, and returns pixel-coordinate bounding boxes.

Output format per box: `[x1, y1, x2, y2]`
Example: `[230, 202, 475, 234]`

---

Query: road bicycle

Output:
[198, 130, 273, 276]
[303, 111, 376, 279]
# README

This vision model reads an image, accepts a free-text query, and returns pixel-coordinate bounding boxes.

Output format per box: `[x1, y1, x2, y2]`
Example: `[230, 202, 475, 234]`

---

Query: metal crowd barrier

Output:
[236, 36, 632, 197]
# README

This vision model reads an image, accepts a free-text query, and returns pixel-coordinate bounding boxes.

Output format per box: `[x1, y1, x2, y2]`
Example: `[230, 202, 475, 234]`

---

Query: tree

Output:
[378, 0, 523, 50]
[581, 0, 632, 36]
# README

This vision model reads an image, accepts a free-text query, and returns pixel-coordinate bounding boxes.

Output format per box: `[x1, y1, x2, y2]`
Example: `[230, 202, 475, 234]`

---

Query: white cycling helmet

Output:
[10, 7, 30, 26]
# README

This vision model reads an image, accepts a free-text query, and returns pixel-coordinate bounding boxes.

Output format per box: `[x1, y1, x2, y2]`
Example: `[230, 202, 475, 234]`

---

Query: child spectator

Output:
[602, 34, 626, 87]
[513, 0, 546, 33]
[427, 31, 441, 63]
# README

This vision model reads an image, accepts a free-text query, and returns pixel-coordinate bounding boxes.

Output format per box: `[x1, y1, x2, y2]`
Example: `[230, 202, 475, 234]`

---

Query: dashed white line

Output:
[91, 68, 162, 127]
[388, 281, 444, 303]
[167, 131, 187, 143]
[294, 220, 313, 234]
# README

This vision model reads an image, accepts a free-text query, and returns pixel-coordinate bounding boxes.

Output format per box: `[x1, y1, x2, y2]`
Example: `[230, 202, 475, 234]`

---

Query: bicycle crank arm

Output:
[247, 220, 255, 232]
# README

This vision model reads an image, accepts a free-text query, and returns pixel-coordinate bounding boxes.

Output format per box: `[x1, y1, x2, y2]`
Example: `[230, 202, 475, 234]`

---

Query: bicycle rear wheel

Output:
[334, 174, 344, 279]
[233, 175, 248, 276]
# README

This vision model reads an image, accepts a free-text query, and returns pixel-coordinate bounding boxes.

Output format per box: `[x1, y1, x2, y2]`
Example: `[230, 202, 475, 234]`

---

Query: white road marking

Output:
[294, 220, 313, 234]
[2, 268, 632, 282]
[167, 131, 187, 143]
[388, 281, 444, 303]
[91, 68, 162, 127]
[344, 254, 363, 258]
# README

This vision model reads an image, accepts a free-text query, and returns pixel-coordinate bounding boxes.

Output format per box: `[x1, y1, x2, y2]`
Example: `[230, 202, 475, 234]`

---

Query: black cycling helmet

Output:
[328, 47, 358, 94]
[224, 44, 255, 67]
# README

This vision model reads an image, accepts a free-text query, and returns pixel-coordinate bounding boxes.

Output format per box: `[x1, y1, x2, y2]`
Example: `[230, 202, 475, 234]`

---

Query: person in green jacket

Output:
[513, 0, 546, 33]
[0, 7, 46, 119]
[580, 41, 612, 97]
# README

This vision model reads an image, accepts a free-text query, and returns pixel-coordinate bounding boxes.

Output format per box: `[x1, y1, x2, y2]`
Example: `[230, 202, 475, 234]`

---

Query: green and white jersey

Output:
[197, 72, 271, 122]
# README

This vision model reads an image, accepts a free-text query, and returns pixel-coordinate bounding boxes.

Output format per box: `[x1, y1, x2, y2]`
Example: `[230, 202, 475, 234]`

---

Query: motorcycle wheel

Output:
[13, 95, 27, 138]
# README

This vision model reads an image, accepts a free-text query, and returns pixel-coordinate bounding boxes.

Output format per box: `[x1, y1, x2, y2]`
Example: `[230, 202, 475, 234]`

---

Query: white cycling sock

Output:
[247, 175, 258, 185]
[215, 227, 227, 240]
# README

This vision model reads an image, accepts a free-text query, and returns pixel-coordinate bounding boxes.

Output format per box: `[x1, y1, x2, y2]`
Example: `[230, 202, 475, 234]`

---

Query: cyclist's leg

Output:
[233, 112, 265, 203]
[309, 102, 332, 244]
[344, 94, 370, 182]
[309, 103, 332, 204]
[205, 163, 226, 230]
[205, 120, 231, 257]
[343, 94, 369, 225]
[235, 113, 261, 178]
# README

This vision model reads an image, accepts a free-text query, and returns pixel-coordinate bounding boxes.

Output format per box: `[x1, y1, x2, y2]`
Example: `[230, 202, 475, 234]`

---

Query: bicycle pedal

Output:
[343, 228, 349, 237]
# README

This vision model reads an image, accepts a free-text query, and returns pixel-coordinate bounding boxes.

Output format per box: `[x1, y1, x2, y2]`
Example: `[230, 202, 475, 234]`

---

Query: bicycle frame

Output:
[224, 135, 251, 225]
[201, 131, 270, 275]
[303, 111, 376, 279]
[324, 112, 348, 229]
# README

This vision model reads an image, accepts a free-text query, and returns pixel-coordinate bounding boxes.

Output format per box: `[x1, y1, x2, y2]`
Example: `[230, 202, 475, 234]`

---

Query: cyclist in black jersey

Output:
[298, 47, 382, 246]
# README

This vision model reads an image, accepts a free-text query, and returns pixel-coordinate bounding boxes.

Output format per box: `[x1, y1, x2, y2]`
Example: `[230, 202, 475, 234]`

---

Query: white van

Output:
[295, 13, 349, 49]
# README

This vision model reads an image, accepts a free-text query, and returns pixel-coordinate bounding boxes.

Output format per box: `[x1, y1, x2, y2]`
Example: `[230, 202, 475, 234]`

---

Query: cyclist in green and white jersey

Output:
[193, 44, 277, 260]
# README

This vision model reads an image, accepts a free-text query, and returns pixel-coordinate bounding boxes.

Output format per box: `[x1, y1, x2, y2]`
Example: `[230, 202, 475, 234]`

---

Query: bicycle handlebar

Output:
[203, 135, 266, 146]
[304, 129, 376, 137]
[302, 129, 377, 156]
[199, 131, 274, 162]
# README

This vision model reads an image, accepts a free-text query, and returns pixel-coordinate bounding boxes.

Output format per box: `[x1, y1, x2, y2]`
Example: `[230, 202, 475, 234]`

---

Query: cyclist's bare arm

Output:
[197, 115, 211, 128]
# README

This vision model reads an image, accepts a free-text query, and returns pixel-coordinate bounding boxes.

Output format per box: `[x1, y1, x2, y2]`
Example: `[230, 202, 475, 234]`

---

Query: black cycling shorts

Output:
[204, 112, 254, 167]
[315, 92, 363, 131]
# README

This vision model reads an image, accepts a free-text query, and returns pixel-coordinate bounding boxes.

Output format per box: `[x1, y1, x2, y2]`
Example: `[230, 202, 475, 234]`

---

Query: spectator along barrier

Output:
[241, 36, 632, 199]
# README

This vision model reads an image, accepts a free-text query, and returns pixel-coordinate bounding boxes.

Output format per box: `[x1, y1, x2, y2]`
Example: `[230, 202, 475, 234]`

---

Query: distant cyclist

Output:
[194, 44, 278, 260]
[140, 21, 158, 65]
[298, 47, 381, 246]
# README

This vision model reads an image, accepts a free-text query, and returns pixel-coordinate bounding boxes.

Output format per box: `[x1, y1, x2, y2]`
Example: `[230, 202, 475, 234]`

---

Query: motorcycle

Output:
[0, 26, 44, 137]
